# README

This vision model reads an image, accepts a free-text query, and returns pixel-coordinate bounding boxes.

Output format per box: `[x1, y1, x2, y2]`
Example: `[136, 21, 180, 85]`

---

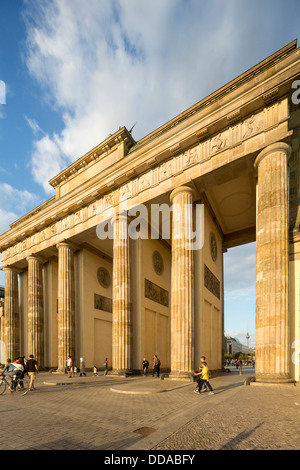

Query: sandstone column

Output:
[27, 255, 44, 367]
[3, 267, 20, 360]
[254, 142, 292, 383]
[170, 186, 195, 376]
[111, 214, 132, 373]
[57, 242, 75, 372]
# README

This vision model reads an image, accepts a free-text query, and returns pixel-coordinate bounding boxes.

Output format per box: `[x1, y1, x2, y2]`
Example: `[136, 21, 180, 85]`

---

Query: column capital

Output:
[2, 265, 20, 274]
[26, 254, 46, 264]
[56, 240, 77, 251]
[170, 185, 196, 203]
[111, 212, 128, 225]
[254, 142, 291, 171]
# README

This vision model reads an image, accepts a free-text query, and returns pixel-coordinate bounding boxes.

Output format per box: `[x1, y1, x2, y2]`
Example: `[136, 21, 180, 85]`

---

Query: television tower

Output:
[246, 324, 250, 352]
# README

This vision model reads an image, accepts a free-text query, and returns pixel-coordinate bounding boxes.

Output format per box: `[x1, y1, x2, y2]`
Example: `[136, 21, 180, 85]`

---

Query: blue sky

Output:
[0, 0, 299, 348]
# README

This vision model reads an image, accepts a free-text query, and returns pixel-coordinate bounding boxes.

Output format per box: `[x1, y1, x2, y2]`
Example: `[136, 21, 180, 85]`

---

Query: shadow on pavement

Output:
[219, 423, 263, 450]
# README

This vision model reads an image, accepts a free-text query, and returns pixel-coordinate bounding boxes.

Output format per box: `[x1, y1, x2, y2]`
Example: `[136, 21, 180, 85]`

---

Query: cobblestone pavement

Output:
[0, 367, 299, 451]
[153, 381, 300, 450]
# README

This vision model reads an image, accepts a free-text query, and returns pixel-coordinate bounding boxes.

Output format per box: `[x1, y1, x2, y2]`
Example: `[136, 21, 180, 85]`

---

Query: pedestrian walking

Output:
[194, 355, 207, 393]
[93, 366, 98, 376]
[104, 358, 108, 375]
[67, 356, 73, 378]
[194, 361, 214, 395]
[79, 357, 86, 376]
[0, 358, 24, 385]
[152, 355, 160, 377]
[142, 358, 149, 376]
[19, 356, 27, 388]
[27, 354, 39, 391]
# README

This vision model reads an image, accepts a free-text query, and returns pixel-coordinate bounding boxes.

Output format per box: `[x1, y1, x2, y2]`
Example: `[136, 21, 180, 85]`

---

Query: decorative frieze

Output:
[94, 294, 112, 313]
[204, 265, 220, 299]
[242, 113, 264, 139]
[195, 126, 209, 141]
[263, 87, 279, 105]
[227, 109, 241, 125]
[145, 279, 169, 307]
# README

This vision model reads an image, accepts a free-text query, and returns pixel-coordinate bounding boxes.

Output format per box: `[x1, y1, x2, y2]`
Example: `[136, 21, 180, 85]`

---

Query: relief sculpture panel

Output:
[204, 265, 220, 300]
[145, 279, 169, 307]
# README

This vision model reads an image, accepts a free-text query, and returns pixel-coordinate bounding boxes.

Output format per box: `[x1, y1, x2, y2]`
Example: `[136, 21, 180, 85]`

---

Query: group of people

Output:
[142, 355, 161, 377]
[0, 353, 214, 395]
[141, 355, 214, 396]
[62, 354, 214, 394]
[194, 356, 214, 395]
[0, 355, 39, 391]
[93, 358, 109, 376]
[66, 356, 87, 377]
[224, 358, 255, 367]
[66, 356, 109, 377]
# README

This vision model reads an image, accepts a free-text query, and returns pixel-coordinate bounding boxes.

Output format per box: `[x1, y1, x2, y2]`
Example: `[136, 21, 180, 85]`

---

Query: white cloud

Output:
[25, 115, 45, 137]
[0, 208, 19, 286]
[224, 242, 256, 296]
[30, 134, 64, 195]
[0, 80, 5, 106]
[0, 208, 18, 237]
[0, 105, 6, 120]
[0, 182, 42, 278]
[0, 183, 41, 216]
[23, 0, 278, 194]
[0, 184, 42, 285]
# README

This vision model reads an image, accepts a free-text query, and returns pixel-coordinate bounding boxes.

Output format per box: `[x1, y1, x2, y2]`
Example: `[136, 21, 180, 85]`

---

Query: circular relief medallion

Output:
[97, 267, 111, 288]
[210, 232, 218, 262]
[152, 251, 164, 275]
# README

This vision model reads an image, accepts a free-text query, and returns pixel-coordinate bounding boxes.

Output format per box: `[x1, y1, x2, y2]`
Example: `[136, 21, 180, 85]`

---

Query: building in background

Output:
[225, 336, 254, 356]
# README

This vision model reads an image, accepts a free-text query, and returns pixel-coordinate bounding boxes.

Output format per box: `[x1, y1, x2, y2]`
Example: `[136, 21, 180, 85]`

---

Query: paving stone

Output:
[0, 368, 298, 450]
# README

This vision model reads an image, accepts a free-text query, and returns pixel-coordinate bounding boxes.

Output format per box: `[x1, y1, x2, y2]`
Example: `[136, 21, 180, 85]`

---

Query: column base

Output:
[52, 368, 66, 375]
[169, 371, 194, 380]
[110, 369, 135, 377]
[255, 373, 295, 384]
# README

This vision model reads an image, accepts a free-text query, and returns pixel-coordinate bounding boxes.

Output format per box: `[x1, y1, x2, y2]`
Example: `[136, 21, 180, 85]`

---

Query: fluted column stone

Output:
[254, 142, 292, 383]
[3, 267, 20, 361]
[170, 186, 195, 376]
[57, 242, 75, 372]
[112, 214, 132, 373]
[27, 255, 44, 366]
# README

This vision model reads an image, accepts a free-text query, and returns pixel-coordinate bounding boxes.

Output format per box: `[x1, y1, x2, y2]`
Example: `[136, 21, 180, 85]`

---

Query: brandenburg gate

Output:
[0, 41, 299, 383]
